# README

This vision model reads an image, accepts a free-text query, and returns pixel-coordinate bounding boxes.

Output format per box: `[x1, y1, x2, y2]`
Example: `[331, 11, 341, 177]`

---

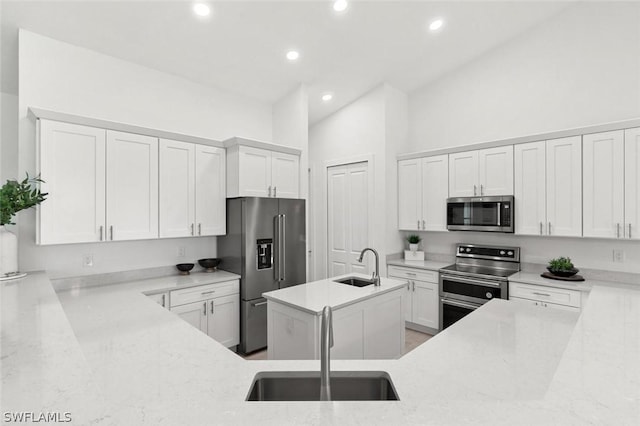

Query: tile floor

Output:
[241, 328, 433, 360]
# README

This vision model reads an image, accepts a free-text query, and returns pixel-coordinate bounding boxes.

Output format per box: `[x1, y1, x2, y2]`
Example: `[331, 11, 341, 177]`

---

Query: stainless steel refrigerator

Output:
[218, 197, 306, 354]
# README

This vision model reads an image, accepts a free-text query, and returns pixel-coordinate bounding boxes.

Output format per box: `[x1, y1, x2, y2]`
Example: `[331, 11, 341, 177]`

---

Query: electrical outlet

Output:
[177, 246, 186, 257]
[82, 254, 94, 267]
[613, 249, 625, 263]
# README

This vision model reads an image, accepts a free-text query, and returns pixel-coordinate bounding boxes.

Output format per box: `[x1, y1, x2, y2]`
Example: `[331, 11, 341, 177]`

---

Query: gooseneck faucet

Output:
[358, 248, 381, 286]
[320, 305, 334, 401]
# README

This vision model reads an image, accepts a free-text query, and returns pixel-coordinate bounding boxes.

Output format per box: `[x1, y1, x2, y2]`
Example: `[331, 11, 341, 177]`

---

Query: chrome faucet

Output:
[358, 248, 381, 286]
[320, 305, 334, 401]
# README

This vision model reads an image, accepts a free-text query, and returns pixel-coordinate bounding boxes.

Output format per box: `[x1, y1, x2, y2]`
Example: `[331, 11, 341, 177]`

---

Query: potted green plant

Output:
[407, 234, 421, 252]
[547, 256, 578, 277]
[0, 174, 47, 279]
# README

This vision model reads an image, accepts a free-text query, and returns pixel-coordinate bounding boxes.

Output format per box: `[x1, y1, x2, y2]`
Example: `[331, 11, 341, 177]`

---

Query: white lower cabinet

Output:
[509, 281, 581, 312]
[388, 265, 440, 332]
[145, 291, 169, 308]
[169, 280, 239, 348]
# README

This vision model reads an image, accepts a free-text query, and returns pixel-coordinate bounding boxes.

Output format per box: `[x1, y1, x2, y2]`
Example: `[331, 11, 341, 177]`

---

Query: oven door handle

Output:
[441, 274, 503, 288]
[441, 298, 482, 310]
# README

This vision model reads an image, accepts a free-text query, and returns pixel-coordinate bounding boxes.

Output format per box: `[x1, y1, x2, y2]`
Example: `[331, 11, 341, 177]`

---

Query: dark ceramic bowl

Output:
[176, 263, 195, 275]
[198, 258, 221, 272]
[547, 267, 579, 277]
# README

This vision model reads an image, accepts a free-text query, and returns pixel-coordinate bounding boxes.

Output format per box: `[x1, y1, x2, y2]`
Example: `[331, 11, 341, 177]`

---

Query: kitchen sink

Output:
[333, 276, 375, 287]
[246, 371, 399, 401]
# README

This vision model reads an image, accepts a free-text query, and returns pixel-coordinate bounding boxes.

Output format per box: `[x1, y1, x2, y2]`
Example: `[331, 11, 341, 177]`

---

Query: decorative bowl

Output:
[176, 263, 195, 275]
[546, 267, 579, 277]
[198, 258, 221, 272]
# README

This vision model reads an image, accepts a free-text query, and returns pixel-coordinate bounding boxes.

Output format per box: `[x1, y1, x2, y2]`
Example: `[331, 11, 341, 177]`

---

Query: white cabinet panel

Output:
[208, 294, 239, 348]
[412, 281, 439, 329]
[332, 308, 365, 360]
[397, 159, 421, 230]
[514, 142, 546, 235]
[159, 139, 195, 238]
[195, 145, 226, 236]
[172, 301, 208, 334]
[421, 155, 449, 231]
[146, 292, 168, 308]
[364, 294, 404, 359]
[583, 131, 624, 238]
[271, 152, 299, 199]
[625, 128, 640, 240]
[546, 136, 582, 237]
[238, 146, 272, 197]
[478, 145, 513, 195]
[106, 131, 158, 241]
[449, 151, 479, 197]
[38, 120, 106, 244]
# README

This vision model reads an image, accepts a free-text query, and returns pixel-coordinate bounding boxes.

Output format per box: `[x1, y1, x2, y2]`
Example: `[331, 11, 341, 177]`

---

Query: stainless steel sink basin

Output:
[246, 371, 399, 401]
[333, 276, 374, 287]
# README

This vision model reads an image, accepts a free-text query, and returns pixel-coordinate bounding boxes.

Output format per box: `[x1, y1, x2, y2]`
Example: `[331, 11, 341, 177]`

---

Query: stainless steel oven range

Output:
[439, 244, 520, 330]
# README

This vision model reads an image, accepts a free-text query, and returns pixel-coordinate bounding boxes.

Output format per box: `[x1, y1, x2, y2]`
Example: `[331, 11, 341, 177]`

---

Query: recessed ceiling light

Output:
[286, 50, 300, 61]
[429, 18, 444, 32]
[322, 93, 333, 102]
[333, 0, 349, 13]
[193, 3, 211, 17]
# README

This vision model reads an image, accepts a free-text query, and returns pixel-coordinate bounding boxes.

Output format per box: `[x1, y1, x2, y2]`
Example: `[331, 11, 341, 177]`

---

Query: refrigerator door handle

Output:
[280, 214, 286, 282]
[274, 215, 280, 282]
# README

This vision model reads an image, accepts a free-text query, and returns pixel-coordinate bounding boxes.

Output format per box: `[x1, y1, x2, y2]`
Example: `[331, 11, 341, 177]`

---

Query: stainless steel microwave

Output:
[446, 196, 514, 233]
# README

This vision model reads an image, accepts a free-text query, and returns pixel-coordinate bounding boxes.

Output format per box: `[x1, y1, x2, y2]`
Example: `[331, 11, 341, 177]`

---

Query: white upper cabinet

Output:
[195, 145, 226, 236]
[397, 155, 448, 231]
[38, 120, 106, 244]
[226, 142, 300, 199]
[583, 131, 625, 238]
[397, 159, 421, 230]
[160, 140, 226, 238]
[625, 128, 640, 240]
[514, 141, 547, 235]
[159, 139, 196, 238]
[546, 136, 582, 237]
[449, 146, 513, 197]
[106, 131, 158, 241]
[448, 150, 479, 197]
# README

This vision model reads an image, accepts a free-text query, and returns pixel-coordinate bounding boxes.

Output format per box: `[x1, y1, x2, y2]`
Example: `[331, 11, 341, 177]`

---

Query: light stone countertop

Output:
[2, 271, 639, 425]
[262, 273, 407, 314]
[387, 259, 452, 271]
[510, 270, 640, 293]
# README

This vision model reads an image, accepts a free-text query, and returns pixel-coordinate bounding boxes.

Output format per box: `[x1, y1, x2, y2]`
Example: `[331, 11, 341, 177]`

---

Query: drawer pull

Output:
[252, 301, 268, 307]
[532, 292, 551, 297]
[203, 302, 207, 315]
[406, 272, 416, 276]
[201, 290, 217, 296]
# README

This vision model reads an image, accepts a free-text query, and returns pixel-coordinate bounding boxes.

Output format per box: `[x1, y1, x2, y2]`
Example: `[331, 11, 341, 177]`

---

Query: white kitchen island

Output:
[263, 273, 407, 360]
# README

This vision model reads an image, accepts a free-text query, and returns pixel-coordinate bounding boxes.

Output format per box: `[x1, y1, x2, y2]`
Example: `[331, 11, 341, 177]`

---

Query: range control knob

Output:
[508, 251, 514, 256]
[459, 247, 465, 252]
[466, 248, 471, 253]
[486, 292, 493, 299]
[499, 250, 506, 255]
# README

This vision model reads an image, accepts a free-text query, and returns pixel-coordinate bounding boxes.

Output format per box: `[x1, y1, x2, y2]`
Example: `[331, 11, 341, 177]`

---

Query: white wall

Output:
[16, 30, 273, 279]
[405, 2, 640, 274]
[408, 2, 640, 151]
[309, 84, 408, 280]
[1, 92, 18, 182]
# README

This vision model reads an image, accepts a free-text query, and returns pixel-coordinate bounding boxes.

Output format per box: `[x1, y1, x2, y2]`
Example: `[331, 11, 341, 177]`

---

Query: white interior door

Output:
[106, 130, 158, 241]
[195, 145, 226, 236]
[327, 162, 370, 277]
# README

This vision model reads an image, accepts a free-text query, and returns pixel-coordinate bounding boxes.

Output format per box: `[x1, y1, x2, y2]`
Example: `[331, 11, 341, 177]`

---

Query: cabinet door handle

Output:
[110, 225, 114, 240]
[412, 281, 415, 292]
[191, 223, 195, 236]
[268, 186, 272, 197]
[473, 185, 477, 196]
[203, 302, 207, 316]
[539, 222, 543, 235]
[629, 223, 632, 239]
[99, 225, 104, 241]
[480, 184, 484, 196]
[407, 281, 410, 290]
[532, 292, 551, 297]
[198, 223, 202, 236]
[201, 290, 216, 296]
[422, 220, 425, 229]
[161, 294, 166, 308]
[417, 220, 420, 229]
[548, 222, 551, 235]
[211, 301, 214, 314]
[617, 223, 620, 238]
[274, 187, 277, 197]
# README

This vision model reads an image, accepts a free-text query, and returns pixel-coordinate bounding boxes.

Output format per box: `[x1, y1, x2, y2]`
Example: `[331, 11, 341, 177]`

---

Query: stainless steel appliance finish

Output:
[218, 197, 306, 354]
[320, 306, 334, 401]
[439, 244, 520, 330]
[446, 195, 514, 233]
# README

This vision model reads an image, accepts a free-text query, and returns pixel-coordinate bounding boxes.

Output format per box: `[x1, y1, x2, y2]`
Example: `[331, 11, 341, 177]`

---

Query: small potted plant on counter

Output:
[547, 256, 579, 277]
[407, 234, 421, 252]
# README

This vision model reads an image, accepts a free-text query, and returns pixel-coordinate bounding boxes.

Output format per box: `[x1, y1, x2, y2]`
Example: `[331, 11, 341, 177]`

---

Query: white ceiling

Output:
[0, 1, 573, 124]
